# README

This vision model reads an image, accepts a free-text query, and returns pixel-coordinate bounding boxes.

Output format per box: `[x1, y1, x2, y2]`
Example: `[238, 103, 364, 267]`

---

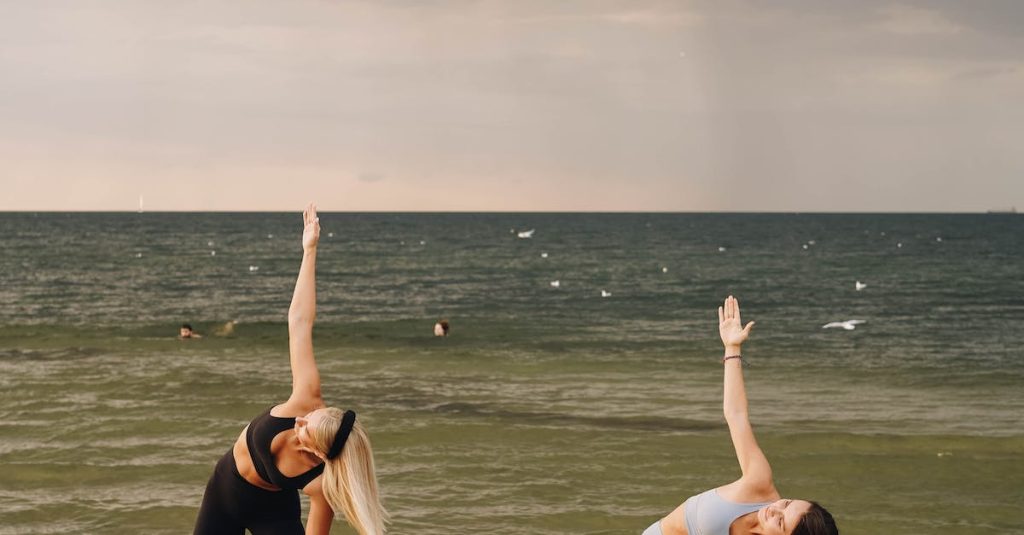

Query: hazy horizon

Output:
[1, 208, 1019, 214]
[2, 1, 1022, 212]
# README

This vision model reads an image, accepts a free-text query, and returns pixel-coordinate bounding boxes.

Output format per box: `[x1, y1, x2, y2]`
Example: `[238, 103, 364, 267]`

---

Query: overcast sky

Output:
[1, 0, 1022, 211]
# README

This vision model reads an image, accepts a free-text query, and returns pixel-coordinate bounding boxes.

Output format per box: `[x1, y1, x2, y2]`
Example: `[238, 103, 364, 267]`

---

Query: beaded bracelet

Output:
[722, 355, 743, 363]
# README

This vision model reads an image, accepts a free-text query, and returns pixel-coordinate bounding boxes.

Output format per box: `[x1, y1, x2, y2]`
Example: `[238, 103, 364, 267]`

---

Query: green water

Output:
[1, 213, 1022, 533]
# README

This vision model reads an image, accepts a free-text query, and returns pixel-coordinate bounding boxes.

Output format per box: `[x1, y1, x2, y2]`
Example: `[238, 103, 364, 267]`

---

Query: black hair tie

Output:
[326, 410, 357, 460]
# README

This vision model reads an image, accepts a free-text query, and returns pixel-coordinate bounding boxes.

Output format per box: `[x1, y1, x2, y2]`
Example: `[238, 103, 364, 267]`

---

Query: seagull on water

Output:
[822, 319, 866, 330]
[549, 280, 560, 288]
[517, 229, 535, 239]
[600, 290, 612, 298]
[855, 281, 867, 291]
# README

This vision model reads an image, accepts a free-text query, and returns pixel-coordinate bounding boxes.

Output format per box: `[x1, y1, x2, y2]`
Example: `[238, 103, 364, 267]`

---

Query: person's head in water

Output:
[179, 324, 199, 339]
[294, 407, 388, 535]
[757, 499, 837, 535]
[433, 319, 450, 337]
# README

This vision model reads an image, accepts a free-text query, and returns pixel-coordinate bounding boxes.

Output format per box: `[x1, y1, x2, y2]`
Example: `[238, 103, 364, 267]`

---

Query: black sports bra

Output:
[245, 407, 324, 490]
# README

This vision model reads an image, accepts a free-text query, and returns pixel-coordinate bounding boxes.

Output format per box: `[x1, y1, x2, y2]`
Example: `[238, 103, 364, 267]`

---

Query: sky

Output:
[1, 0, 1022, 212]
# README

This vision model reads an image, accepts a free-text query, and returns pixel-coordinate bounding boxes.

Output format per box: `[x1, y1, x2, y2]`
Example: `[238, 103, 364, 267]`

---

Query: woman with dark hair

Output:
[642, 296, 838, 535]
[194, 204, 388, 535]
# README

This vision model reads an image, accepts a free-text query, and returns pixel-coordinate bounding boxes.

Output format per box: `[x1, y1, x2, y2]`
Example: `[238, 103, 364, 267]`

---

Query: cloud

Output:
[876, 4, 964, 35]
[598, 8, 704, 27]
[952, 65, 1017, 79]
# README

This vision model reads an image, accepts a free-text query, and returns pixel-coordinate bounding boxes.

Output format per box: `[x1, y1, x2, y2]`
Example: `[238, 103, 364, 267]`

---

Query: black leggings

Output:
[193, 449, 304, 535]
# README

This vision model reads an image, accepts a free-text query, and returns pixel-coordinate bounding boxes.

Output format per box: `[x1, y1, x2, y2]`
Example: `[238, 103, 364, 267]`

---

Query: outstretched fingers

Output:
[302, 202, 320, 229]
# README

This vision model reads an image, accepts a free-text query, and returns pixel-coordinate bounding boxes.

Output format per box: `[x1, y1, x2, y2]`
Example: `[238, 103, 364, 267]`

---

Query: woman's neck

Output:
[733, 511, 763, 535]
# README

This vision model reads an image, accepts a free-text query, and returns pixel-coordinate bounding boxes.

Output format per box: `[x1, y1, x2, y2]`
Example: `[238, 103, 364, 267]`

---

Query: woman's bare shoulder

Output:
[303, 473, 324, 496]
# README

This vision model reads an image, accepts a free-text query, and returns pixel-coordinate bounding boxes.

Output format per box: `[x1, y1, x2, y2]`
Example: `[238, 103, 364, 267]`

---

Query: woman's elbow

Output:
[724, 409, 749, 423]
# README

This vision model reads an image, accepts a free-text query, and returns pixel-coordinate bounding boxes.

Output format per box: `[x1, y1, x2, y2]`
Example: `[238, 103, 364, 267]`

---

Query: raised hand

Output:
[302, 202, 320, 251]
[718, 295, 755, 351]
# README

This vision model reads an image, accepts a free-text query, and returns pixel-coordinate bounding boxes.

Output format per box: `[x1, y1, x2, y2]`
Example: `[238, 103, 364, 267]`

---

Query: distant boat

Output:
[987, 207, 1016, 214]
[138, 195, 144, 213]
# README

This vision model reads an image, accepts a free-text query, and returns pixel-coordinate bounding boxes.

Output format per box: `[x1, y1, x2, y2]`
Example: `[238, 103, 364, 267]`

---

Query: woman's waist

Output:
[231, 434, 285, 492]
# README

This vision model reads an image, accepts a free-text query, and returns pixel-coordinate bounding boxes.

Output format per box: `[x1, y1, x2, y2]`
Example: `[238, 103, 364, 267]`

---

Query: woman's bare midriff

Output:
[233, 426, 281, 491]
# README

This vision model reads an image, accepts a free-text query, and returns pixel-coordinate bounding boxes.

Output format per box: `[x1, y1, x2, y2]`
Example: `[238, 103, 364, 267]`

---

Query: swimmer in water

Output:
[641, 296, 838, 535]
[179, 324, 202, 339]
[193, 203, 388, 535]
[213, 320, 238, 337]
[433, 319, 450, 337]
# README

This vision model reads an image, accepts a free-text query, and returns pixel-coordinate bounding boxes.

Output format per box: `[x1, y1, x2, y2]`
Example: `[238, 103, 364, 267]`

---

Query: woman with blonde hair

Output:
[194, 203, 388, 535]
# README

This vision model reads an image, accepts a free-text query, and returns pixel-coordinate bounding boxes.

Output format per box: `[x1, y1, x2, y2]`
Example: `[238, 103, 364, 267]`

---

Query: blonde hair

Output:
[311, 407, 389, 535]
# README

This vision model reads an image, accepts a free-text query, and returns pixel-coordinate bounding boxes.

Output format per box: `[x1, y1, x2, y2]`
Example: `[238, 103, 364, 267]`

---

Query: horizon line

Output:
[0, 209, 1018, 215]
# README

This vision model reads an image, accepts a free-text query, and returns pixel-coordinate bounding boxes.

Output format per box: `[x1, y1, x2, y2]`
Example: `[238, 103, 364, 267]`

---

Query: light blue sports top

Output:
[641, 488, 771, 535]
[684, 489, 770, 535]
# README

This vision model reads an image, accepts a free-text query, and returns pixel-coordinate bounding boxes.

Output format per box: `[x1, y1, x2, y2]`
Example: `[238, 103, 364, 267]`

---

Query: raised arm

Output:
[719, 296, 775, 494]
[287, 203, 323, 406]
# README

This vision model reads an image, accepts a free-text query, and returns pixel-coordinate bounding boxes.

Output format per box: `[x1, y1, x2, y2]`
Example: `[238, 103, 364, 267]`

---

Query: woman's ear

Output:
[298, 444, 327, 460]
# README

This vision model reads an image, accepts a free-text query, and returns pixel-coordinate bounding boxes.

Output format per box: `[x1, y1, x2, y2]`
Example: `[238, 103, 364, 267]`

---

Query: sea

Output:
[0, 212, 1021, 534]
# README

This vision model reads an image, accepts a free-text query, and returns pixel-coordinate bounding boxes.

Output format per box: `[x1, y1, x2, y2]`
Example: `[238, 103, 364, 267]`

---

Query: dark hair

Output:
[792, 502, 838, 535]
[438, 320, 450, 334]
[181, 324, 193, 331]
